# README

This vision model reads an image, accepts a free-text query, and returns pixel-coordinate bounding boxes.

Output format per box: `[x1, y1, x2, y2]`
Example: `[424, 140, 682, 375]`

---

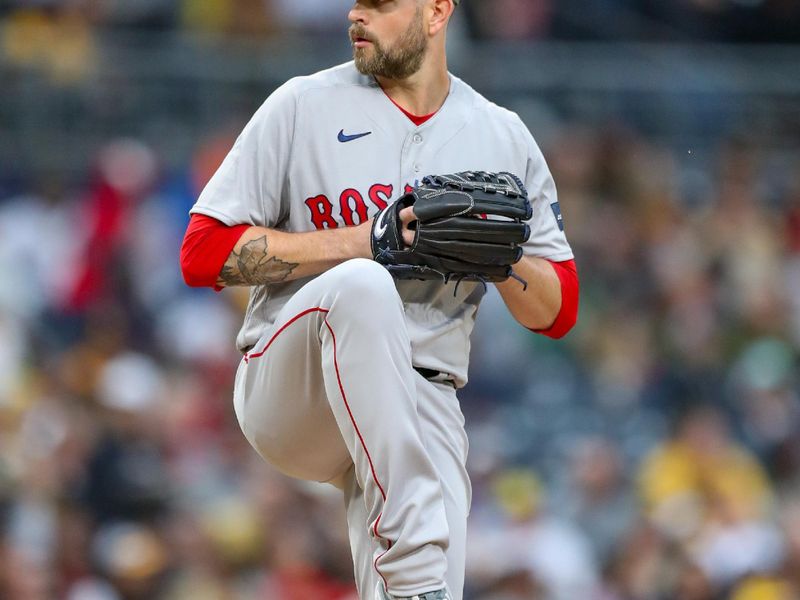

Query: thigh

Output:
[233, 288, 352, 483]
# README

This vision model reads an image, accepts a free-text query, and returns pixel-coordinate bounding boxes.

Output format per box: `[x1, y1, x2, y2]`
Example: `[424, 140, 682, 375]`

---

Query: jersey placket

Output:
[401, 128, 427, 187]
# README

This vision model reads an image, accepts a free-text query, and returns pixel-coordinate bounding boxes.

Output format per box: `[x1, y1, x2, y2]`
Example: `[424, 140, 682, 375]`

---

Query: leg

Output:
[233, 259, 450, 596]
[345, 376, 470, 600]
[416, 380, 470, 600]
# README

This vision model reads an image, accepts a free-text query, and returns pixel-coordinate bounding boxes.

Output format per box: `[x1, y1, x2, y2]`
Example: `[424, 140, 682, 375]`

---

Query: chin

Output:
[353, 54, 371, 74]
[354, 62, 371, 76]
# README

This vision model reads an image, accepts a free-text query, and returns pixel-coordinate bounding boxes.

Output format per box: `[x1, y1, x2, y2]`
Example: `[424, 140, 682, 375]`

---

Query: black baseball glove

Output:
[370, 171, 532, 286]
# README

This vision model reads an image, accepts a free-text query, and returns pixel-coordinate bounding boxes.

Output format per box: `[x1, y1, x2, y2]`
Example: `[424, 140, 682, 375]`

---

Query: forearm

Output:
[217, 222, 373, 287]
[495, 256, 562, 330]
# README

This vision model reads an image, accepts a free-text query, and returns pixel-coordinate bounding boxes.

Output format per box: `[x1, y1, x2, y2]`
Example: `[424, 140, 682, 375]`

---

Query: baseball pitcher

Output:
[180, 1, 579, 599]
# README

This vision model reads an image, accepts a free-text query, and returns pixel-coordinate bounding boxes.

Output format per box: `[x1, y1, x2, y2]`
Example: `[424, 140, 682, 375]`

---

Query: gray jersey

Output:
[191, 62, 572, 387]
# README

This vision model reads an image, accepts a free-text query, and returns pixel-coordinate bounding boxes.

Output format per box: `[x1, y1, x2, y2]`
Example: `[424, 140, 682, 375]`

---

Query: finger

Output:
[399, 206, 417, 226]
[402, 228, 415, 247]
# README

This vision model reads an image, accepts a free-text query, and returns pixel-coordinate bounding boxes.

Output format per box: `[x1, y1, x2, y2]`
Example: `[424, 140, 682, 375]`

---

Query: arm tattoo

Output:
[219, 235, 298, 286]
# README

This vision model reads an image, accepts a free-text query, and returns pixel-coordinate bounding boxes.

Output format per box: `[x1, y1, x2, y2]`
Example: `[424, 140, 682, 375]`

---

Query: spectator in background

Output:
[560, 437, 637, 569]
[66, 139, 159, 315]
[638, 405, 782, 592]
[639, 405, 773, 540]
[728, 338, 800, 489]
[179, 0, 277, 36]
[88, 522, 169, 600]
[468, 469, 598, 600]
[80, 352, 171, 524]
[1, 4, 96, 84]
[0, 178, 81, 325]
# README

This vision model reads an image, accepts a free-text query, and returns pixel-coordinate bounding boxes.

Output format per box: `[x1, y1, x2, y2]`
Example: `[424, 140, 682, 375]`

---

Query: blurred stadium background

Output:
[2, 1, 800, 599]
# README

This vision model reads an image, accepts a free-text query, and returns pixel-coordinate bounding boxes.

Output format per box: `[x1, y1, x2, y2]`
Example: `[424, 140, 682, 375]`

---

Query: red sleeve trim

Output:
[533, 259, 579, 339]
[180, 214, 250, 290]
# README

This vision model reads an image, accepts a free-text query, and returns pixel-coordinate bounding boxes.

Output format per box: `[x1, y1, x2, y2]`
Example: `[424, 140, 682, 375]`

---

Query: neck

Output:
[376, 43, 450, 116]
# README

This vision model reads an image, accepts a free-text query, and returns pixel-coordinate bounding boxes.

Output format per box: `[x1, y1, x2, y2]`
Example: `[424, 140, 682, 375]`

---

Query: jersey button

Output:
[413, 134, 423, 144]
[413, 164, 421, 173]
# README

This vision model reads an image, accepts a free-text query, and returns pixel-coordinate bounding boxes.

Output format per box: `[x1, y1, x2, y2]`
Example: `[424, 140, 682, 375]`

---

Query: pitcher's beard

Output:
[352, 7, 427, 80]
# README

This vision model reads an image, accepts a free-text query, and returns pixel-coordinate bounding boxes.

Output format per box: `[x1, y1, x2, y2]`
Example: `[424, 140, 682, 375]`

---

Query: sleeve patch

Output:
[550, 202, 564, 231]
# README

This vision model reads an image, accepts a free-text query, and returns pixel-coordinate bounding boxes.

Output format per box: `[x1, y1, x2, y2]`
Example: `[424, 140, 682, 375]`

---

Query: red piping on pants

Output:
[244, 307, 392, 588]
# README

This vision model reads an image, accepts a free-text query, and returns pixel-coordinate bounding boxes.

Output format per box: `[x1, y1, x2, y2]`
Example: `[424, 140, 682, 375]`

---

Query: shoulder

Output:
[450, 76, 527, 129]
[450, 75, 535, 143]
[268, 62, 373, 105]
[246, 62, 370, 127]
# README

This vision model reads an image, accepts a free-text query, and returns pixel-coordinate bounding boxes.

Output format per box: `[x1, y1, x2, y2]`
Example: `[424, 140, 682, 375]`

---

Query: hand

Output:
[399, 206, 417, 246]
[370, 171, 531, 284]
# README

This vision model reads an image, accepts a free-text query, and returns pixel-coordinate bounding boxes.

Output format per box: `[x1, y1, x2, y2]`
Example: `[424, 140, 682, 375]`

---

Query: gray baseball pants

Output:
[232, 259, 470, 599]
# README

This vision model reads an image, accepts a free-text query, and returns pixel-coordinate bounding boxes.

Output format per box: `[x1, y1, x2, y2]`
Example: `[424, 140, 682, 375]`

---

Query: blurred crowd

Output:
[2, 3, 800, 600]
[1, 0, 799, 44]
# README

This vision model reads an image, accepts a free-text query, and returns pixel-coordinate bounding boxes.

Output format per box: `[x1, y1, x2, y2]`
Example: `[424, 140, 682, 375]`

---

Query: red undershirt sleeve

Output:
[532, 259, 579, 339]
[180, 214, 580, 335]
[180, 214, 251, 291]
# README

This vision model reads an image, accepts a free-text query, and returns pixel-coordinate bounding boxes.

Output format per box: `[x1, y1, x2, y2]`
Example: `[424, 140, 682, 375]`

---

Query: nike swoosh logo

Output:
[338, 129, 372, 143]
[373, 206, 391, 239]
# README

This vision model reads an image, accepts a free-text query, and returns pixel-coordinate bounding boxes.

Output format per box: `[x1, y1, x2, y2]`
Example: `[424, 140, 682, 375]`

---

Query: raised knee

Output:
[329, 259, 397, 299]
[321, 259, 401, 315]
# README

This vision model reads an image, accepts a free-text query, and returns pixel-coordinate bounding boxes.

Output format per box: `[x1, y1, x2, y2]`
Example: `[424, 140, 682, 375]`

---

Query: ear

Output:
[427, 0, 455, 36]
